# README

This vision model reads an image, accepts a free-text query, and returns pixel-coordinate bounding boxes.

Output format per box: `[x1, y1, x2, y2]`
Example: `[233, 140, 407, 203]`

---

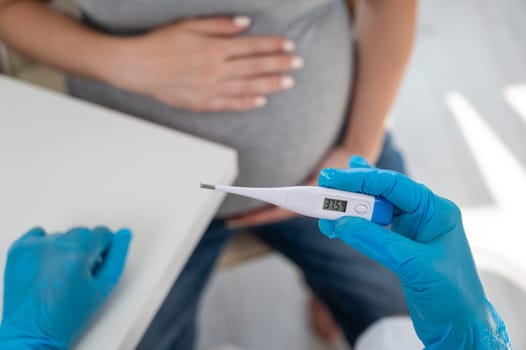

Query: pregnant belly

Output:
[68, 2, 352, 216]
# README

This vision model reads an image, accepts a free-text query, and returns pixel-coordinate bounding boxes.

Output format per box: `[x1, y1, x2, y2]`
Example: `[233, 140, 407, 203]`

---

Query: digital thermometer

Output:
[200, 184, 394, 226]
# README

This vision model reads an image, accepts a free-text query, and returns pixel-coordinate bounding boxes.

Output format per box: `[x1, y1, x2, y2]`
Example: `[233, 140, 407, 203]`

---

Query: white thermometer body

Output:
[200, 184, 394, 226]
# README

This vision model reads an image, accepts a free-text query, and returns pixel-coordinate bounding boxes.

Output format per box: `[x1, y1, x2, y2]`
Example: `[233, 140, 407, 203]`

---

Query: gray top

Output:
[67, 0, 353, 217]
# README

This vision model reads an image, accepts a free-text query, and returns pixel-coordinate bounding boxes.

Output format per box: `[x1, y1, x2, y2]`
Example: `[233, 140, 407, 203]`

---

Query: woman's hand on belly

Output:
[226, 147, 358, 228]
[107, 17, 303, 112]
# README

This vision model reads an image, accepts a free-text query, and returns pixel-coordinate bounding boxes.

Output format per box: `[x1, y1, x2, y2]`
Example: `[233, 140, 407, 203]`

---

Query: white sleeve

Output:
[355, 316, 424, 350]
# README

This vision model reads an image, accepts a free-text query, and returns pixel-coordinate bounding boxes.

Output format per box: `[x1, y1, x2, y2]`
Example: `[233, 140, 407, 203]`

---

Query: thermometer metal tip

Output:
[200, 183, 216, 190]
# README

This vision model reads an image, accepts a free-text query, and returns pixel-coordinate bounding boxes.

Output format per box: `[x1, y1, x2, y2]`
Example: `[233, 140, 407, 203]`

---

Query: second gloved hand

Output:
[0, 227, 132, 350]
[318, 156, 510, 349]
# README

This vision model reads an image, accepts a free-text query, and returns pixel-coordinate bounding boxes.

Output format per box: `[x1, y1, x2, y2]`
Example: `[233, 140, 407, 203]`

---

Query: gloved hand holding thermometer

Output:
[0, 226, 132, 350]
[0, 158, 512, 349]
[318, 156, 511, 349]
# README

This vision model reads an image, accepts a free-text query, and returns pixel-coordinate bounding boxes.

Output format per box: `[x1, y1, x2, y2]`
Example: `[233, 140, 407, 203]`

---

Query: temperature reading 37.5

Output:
[323, 198, 348, 213]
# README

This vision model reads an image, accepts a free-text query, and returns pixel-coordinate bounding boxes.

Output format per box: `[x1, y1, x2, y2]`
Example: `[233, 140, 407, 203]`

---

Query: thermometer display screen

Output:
[323, 198, 347, 213]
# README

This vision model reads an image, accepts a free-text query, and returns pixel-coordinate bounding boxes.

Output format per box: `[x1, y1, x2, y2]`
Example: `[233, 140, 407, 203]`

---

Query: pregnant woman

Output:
[0, 0, 417, 348]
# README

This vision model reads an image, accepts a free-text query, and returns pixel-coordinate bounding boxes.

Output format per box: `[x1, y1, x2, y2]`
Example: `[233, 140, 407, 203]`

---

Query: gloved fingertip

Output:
[111, 229, 132, 260]
[25, 227, 46, 237]
[92, 227, 114, 248]
[318, 168, 338, 186]
[95, 229, 132, 285]
[115, 228, 133, 242]
[318, 219, 338, 238]
[65, 226, 90, 235]
[93, 226, 112, 235]
[348, 155, 372, 169]
[113, 228, 133, 251]
[13, 227, 47, 247]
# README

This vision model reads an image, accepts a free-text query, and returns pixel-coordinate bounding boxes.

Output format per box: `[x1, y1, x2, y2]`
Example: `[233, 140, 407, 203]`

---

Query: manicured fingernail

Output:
[281, 76, 295, 89]
[283, 40, 296, 52]
[233, 16, 251, 27]
[254, 96, 267, 107]
[291, 56, 304, 69]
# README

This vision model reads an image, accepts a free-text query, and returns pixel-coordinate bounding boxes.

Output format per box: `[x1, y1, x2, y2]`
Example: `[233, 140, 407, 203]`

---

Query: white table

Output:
[0, 75, 238, 349]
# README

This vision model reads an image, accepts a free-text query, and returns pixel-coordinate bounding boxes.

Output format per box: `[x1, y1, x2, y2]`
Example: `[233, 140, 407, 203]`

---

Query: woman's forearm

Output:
[343, 0, 417, 163]
[0, 0, 122, 83]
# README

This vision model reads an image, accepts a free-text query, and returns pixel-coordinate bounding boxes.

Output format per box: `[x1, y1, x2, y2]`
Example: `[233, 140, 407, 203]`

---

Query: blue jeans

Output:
[137, 134, 408, 349]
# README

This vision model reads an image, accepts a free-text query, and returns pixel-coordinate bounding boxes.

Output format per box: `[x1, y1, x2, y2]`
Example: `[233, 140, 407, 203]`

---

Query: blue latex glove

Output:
[0, 226, 132, 350]
[318, 156, 510, 349]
